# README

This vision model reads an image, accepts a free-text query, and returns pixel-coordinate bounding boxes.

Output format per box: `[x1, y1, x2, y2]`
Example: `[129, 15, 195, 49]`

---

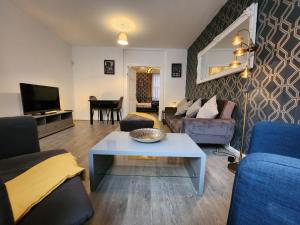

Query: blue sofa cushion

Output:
[227, 153, 300, 225]
[248, 122, 300, 158]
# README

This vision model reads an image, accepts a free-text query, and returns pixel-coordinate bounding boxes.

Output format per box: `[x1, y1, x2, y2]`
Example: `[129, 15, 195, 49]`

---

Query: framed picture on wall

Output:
[104, 60, 115, 75]
[172, 63, 182, 78]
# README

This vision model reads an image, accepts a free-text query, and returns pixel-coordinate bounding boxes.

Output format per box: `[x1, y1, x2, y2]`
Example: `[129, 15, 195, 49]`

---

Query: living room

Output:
[1, 0, 300, 225]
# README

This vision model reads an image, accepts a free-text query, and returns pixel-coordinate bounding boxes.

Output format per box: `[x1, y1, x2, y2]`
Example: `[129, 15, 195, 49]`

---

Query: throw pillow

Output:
[176, 98, 187, 108]
[175, 100, 193, 116]
[186, 98, 202, 118]
[196, 96, 219, 119]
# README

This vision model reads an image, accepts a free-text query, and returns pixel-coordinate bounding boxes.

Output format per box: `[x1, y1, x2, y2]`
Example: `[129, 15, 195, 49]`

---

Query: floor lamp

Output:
[228, 29, 256, 173]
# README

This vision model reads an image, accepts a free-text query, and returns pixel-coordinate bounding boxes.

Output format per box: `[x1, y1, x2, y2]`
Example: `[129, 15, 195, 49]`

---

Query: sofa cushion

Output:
[175, 100, 193, 116]
[18, 176, 93, 225]
[0, 150, 67, 182]
[196, 96, 218, 119]
[186, 98, 201, 118]
[219, 100, 236, 119]
[176, 98, 187, 108]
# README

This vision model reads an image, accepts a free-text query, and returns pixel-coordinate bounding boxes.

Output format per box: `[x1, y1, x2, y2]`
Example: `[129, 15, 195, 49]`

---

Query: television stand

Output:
[32, 110, 74, 138]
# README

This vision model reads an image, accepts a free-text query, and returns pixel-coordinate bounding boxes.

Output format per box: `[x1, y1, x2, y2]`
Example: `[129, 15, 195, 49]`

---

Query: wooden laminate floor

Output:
[40, 120, 235, 225]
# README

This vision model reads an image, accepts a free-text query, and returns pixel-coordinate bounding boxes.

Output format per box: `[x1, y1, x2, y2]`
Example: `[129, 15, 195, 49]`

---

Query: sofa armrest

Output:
[165, 107, 176, 115]
[248, 122, 300, 159]
[0, 116, 40, 160]
[227, 153, 300, 225]
[0, 179, 15, 225]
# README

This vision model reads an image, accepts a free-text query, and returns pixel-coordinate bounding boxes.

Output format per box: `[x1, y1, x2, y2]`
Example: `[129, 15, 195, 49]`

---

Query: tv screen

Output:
[20, 83, 61, 114]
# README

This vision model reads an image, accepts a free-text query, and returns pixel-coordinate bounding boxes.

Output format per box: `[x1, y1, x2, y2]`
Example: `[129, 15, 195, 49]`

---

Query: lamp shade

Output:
[240, 67, 251, 78]
[232, 34, 243, 46]
[234, 47, 247, 57]
[117, 32, 128, 45]
[229, 59, 241, 68]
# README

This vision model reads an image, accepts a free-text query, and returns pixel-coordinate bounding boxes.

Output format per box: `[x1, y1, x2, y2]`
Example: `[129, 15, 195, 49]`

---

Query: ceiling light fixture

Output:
[117, 32, 128, 46]
[146, 67, 153, 74]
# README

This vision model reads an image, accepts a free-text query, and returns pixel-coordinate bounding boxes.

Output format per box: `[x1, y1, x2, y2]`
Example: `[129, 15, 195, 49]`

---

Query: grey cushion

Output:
[186, 98, 201, 118]
[175, 100, 193, 116]
[196, 96, 218, 119]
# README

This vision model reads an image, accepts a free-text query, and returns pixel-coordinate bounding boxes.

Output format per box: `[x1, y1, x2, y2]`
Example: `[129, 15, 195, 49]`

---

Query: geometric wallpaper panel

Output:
[186, 0, 300, 152]
[136, 73, 153, 103]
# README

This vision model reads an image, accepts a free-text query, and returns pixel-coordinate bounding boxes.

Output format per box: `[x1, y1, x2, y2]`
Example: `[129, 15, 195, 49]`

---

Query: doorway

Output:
[127, 66, 160, 117]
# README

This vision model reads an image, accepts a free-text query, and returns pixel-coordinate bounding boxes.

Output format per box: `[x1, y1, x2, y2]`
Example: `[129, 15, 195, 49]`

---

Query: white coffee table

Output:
[89, 131, 207, 195]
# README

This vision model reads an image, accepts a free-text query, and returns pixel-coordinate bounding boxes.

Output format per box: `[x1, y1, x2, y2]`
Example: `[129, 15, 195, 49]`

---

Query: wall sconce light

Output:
[232, 33, 244, 46]
[229, 56, 241, 68]
[240, 66, 251, 79]
[231, 29, 257, 78]
[233, 29, 256, 53]
[234, 47, 247, 57]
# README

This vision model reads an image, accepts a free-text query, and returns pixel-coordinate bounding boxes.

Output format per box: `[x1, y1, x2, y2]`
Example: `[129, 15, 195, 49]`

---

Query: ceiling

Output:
[11, 0, 227, 48]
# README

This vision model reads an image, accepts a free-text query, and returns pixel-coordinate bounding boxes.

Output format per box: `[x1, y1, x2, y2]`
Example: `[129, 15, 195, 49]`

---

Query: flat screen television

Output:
[20, 83, 61, 115]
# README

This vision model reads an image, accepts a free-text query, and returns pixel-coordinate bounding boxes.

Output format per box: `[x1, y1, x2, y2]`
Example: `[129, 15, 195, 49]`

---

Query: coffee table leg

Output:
[89, 153, 114, 192]
[186, 156, 206, 196]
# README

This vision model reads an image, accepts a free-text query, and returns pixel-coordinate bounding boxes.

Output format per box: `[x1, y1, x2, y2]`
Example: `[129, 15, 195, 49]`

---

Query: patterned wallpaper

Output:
[136, 73, 153, 103]
[186, 0, 300, 151]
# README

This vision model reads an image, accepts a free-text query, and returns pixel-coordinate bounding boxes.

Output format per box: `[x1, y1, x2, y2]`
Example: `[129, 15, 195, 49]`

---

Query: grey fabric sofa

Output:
[0, 116, 93, 225]
[165, 99, 236, 145]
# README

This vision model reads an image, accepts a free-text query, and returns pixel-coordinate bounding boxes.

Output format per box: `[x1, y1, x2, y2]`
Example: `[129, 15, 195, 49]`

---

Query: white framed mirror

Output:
[196, 3, 258, 84]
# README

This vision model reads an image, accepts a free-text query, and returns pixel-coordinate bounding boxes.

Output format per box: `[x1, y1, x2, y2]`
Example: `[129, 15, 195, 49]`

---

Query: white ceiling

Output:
[11, 0, 227, 48]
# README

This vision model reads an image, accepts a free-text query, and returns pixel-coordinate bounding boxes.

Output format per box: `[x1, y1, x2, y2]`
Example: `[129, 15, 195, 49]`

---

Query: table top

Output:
[89, 131, 205, 158]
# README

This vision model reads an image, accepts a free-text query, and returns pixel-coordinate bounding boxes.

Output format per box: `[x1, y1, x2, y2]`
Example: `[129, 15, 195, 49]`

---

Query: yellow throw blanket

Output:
[5, 153, 84, 222]
[128, 112, 160, 129]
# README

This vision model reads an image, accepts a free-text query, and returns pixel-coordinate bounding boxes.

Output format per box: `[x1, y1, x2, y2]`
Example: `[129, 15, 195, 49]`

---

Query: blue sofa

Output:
[227, 122, 300, 225]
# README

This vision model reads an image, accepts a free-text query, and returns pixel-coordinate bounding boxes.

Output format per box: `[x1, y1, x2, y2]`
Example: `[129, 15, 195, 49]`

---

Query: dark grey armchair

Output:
[0, 116, 93, 225]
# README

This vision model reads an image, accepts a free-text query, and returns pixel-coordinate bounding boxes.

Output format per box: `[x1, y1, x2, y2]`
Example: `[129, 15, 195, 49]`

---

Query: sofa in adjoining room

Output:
[164, 99, 236, 145]
[0, 116, 93, 225]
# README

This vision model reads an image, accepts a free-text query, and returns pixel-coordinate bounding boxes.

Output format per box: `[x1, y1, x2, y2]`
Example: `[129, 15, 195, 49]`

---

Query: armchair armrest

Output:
[0, 116, 40, 160]
[248, 122, 300, 158]
[227, 153, 300, 225]
[182, 118, 235, 145]
[0, 179, 15, 225]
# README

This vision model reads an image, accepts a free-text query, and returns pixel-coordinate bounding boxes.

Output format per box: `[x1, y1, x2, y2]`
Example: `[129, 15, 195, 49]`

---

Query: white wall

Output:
[72, 47, 124, 120]
[72, 47, 187, 120]
[0, 0, 74, 117]
[164, 49, 187, 107]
